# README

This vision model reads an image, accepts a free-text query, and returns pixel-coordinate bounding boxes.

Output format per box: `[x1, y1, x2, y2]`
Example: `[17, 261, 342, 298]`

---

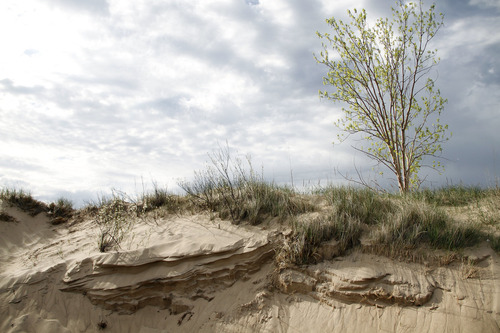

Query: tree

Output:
[316, 0, 449, 193]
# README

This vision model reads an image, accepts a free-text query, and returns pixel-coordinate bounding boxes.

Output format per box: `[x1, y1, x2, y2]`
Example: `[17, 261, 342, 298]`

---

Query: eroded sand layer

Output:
[0, 204, 499, 332]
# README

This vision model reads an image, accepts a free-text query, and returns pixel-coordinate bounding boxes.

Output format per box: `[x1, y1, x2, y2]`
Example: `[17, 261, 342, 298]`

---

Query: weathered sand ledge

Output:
[1, 202, 499, 332]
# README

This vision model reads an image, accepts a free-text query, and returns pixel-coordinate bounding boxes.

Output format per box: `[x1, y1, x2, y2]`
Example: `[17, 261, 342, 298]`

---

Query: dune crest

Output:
[1, 202, 499, 332]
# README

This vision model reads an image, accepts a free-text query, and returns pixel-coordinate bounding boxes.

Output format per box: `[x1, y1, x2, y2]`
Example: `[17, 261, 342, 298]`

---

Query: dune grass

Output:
[369, 199, 484, 256]
[2, 171, 498, 261]
[410, 185, 491, 206]
[91, 194, 132, 252]
[81, 183, 499, 256]
[177, 147, 499, 266]
[0, 188, 75, 224]
[84, 186, 191, 252]
[133, 183, 191, 217]
[47, 198, 75, 224]
[179, 145, 314, 225]
[0, 188, 48, 217]
[0, 211, 17, 223]
[278, 185, 498, 266]
[279, 213, 364, 266]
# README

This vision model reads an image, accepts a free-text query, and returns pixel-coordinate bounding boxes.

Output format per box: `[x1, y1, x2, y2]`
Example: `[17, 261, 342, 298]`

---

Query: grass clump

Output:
[411, 185, 488, 206]
[279, 186, 395, 266]
[47, 198, 74, 225]
[371, 200, 483, 256]
[0, 211, 18, 223]
[91, 193, 133, 252]
[236, 182, 313, 225]
[280, 214, 363, 266]
[0, 188, 48, 216]
[489, 235, 500, 252]
[179, 144, 313, 225]
[277, 185, 495, 267]
[320, 186, 396, 225]
[137, 183, 188, 215]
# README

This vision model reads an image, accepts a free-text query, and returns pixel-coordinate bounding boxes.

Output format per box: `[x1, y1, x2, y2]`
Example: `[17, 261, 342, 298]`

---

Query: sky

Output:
[0, 0, 499, 207]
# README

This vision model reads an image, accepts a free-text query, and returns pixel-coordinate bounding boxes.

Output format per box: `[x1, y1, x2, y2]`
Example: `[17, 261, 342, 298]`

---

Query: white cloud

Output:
[469, 0, 500, 10]
[439, 16, 500, 62]
[0, 0, 499, 205]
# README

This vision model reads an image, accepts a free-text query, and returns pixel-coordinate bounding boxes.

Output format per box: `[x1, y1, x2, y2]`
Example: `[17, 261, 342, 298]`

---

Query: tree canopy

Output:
[316, 0, 450, 193]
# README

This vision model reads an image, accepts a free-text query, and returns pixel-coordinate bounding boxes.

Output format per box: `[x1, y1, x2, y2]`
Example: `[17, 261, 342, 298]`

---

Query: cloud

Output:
[0, 0, 499, 206]
[43, 0, 109, 15]
[468, 0, 500, 11]
[0, 79, 45, 95]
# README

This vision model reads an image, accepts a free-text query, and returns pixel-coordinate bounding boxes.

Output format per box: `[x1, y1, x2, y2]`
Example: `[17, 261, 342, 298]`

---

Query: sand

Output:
[1, 201, 499, 332]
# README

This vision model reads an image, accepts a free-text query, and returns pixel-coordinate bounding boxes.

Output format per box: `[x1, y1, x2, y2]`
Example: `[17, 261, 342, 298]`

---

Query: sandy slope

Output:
[0, 201, 499, 332]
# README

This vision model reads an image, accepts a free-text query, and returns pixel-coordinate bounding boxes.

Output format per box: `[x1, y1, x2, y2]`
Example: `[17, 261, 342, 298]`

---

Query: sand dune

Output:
[1, 200, 499, 332]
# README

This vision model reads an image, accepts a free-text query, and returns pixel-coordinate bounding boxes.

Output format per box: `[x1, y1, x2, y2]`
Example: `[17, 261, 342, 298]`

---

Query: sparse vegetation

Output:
[278, 213, 363, 266]
[319, 186, 396, 225]
[0, 211, 17, 223]
[277, 185, 499, 267]
[176, 150, 498, 266]
[369, 199, 483, 257]
[179, 145, 314, 225]
[0, 188, 47, 216]
[0, 188, 75, 224]
[47, 198, 74, 225]
[1, 181, 498, 264]
[91, 193, 134, 252]
[410, 185, 488, 206]
[137, 182, 189, 215]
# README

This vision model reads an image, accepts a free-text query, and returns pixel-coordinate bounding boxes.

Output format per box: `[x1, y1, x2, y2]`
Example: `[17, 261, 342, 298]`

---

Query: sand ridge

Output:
[0, 203, 499, 332]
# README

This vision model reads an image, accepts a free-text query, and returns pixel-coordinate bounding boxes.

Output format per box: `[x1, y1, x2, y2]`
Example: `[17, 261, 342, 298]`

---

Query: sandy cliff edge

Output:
[0, 204, 499, 333]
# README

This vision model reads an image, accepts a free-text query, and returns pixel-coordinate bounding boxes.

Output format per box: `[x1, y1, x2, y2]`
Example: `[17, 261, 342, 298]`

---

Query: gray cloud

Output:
[0, 79, 45, 95]
[43, 0, 109, 15]
[0, 0, 499, 206]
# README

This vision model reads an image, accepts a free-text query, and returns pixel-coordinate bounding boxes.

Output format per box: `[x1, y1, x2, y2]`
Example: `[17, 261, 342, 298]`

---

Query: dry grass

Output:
[179, 146, 314, 225]
[0, 188, 48, 217]
[276, 185, 498, 267]
[2, 179, 498, 261]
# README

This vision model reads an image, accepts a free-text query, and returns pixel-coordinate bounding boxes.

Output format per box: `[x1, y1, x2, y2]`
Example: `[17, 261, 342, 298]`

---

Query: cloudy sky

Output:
[1, 0, 499, 206]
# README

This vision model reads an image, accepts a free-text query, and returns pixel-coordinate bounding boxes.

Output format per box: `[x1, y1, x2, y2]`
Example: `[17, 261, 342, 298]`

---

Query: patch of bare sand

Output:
[0, 203, 499, 332]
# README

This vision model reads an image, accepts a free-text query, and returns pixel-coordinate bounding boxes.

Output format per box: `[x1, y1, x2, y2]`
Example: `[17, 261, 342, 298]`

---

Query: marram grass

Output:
[1, 183, 498, 261]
